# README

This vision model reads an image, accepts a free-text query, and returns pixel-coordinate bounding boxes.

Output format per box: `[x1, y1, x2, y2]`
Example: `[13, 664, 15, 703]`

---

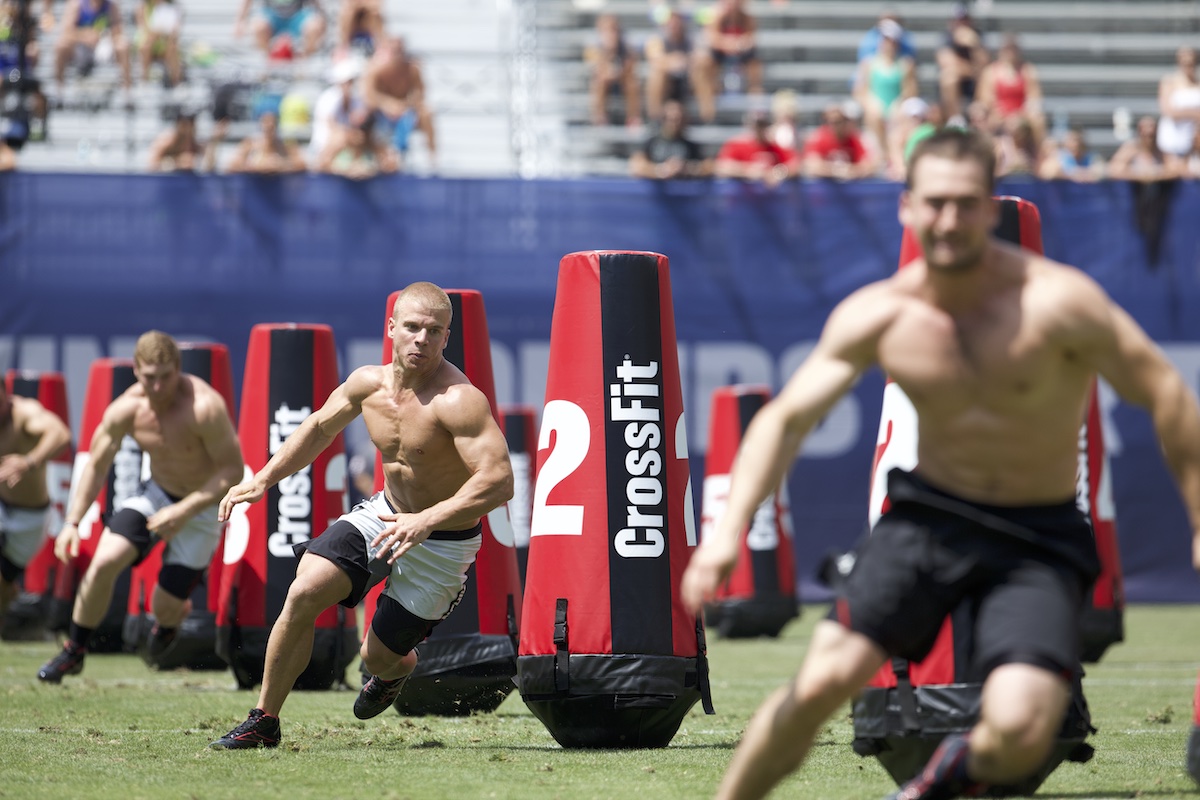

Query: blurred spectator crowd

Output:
[0, 0, 439, 176]
[615, 0, 1200, 185]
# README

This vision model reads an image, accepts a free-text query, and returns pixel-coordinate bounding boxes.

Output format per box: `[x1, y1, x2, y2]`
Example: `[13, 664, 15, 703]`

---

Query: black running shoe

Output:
[209, 709, 280, 750]
[1187, 724, 1200, 784]
[885, 734, 986, 800]
[353, 674, 409, 720]
[37, 643, 86, 683]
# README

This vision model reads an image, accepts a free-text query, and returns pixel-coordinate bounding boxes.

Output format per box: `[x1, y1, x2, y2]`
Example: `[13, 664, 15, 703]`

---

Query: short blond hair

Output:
[133, 330, 181, 369]
[392, 282, 452, 322]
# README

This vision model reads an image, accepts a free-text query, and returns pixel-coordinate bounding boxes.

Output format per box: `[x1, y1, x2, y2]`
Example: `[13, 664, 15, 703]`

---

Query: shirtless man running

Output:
[211, 281, 513, 750]
[682, 128, 1200, 800]
[38, 331, 244, 681]
[0, 380, 71, 618]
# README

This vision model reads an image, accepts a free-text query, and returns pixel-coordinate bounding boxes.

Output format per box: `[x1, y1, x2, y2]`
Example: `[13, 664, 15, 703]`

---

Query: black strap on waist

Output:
[886, 469, 1096, 575]
[427, 521, 484, 541]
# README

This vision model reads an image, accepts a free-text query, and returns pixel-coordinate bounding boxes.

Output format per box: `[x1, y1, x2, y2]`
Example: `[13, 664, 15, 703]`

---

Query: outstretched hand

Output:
[680, 538, 740, 617]
[55, 523, 81, 564]
[218, 480, 265, 522]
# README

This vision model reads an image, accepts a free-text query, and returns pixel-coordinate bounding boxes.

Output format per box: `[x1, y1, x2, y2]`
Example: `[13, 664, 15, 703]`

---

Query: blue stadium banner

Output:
[4, 173, 1200, 602]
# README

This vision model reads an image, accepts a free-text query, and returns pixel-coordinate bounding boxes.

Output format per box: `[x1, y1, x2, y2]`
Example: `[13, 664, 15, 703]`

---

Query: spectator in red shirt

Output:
[802, 103, 880, 179]
[715, 108, 799, 187]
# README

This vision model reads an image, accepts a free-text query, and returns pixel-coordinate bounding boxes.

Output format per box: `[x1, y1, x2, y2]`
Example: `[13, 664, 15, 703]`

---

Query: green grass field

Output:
[2, 604, 1199, 800]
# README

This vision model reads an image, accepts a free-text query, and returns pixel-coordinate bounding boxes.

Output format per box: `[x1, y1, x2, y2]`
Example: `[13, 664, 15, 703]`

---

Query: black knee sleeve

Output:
[157, 563, 204, 601]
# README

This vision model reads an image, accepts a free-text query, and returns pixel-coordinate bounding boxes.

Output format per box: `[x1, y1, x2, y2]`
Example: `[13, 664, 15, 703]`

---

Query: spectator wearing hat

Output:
[856, 9, 917, 66]
[885, 96, 942, 179]
[310, 55, 368, 161]
[802, 102, 879, 180]
[853, 17, 917, 159]
[630, 98, 711, 179]
[714, 107, 799, 187]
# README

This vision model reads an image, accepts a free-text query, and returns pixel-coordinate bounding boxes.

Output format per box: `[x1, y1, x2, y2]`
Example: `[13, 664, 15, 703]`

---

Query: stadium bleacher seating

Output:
[11, 0, 1200, 177]
[540, 0, 1200, 176]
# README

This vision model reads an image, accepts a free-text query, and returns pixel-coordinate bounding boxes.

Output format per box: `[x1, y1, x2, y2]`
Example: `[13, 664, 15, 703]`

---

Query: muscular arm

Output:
[18, 399, 71, 468]
[56, 397, 135, 560]
[682, 285, 894, 612]
[1085, 292, 1200, 565]
[0, 398, 70, 487]
[419, 387, 513, 532]
[219, 367, 372, 520]
[173, 391, 244, 519]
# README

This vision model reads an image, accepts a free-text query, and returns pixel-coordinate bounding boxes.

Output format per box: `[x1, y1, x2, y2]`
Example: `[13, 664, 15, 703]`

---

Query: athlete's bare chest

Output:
[129, 406, 201, 456]
[880, 301, 1064, 403]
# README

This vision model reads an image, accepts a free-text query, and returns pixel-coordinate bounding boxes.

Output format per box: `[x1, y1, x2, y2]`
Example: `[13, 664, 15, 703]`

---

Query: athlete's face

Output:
[135, 359, 181, 407]
[388, 298, 450, 373]
[901, 155, 997, 274]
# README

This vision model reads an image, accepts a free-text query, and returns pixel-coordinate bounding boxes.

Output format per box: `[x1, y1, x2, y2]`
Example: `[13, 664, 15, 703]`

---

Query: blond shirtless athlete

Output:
[38, 331, 244, 682]
[211, 282, 513, 749]
[0, 381, 71, 618]
[682, 128, 1200, 800]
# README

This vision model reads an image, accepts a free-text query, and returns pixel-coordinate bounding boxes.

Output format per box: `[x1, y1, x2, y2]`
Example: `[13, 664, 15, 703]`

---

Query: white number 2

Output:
[531, 400, 590, 537]
[530, 400, 695, 545]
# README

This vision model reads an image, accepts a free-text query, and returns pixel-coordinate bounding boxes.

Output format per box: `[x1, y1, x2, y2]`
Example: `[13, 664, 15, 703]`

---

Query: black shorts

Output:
[293, 520, 389, 608]
[832, 469, 1101, 677]
[711, 46, 758, 66]
[295, 519, 483, 609]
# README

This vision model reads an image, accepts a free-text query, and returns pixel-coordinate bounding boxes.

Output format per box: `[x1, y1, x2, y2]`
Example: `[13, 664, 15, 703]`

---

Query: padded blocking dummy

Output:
[216, 324, 357, 690]
[851, 197, 1099, 795]
[363, 288, 524, 716]
[501, 405, 538, 584]
[700, 385, 798, 638]
[51, 359, 140, 651]
[516, 250, 713, 749]
[1, 371, 73, 641]
[122, 342, 235, 670]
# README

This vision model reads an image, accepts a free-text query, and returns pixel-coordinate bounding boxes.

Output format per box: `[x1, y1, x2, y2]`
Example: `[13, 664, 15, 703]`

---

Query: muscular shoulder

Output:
[429, 376, 494, 435]
[184, 375, 233, 424]
[10, 396, 49, 430]
[106, 384, 146, 425]
[343, 364, 388, 402]
[1023, 254, 1115, 343]
[818, 277, 909, 366]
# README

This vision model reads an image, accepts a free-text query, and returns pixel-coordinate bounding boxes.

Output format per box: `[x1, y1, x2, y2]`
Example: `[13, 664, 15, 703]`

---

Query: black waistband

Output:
[0, 498, 50, 512]
[427, 521, 484, 541]
[887, 468, 1098, 576]
[380, 493, 483, 541]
